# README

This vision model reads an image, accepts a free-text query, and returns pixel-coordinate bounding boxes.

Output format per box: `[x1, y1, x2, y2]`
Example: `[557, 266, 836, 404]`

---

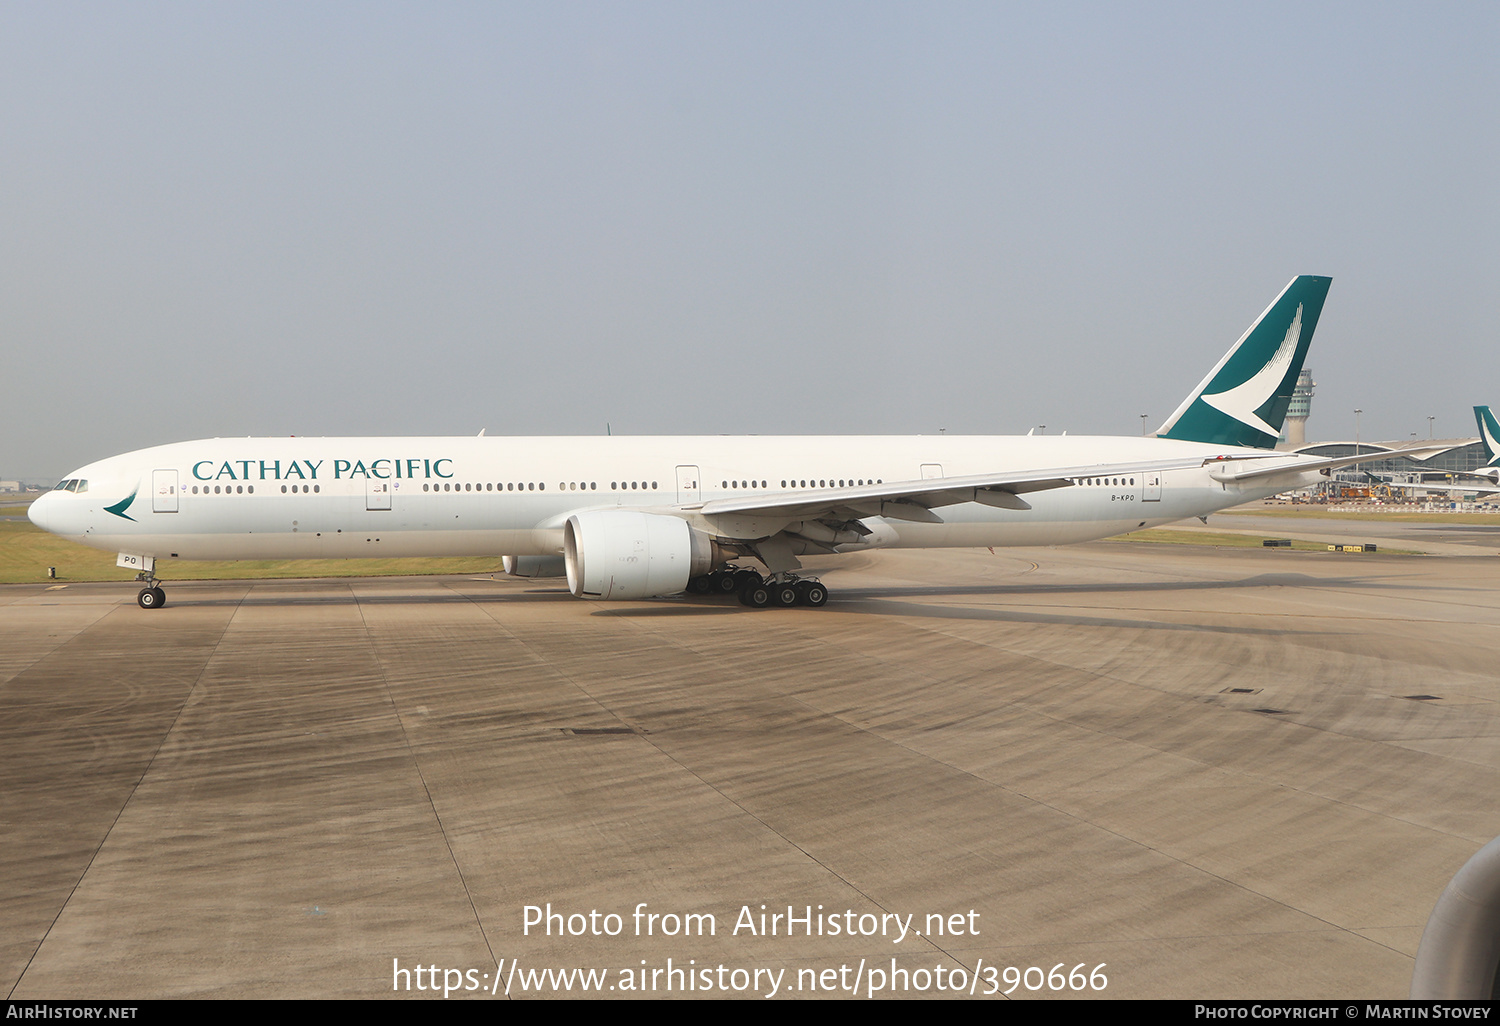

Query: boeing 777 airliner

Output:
[29, 275, 1412, 609]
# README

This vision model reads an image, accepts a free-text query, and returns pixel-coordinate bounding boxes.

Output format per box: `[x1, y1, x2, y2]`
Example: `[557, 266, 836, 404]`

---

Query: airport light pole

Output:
[1140, 414, 1149, 436]
[1428, 415, 1435, 439]
[1354, 409, 1362, 456]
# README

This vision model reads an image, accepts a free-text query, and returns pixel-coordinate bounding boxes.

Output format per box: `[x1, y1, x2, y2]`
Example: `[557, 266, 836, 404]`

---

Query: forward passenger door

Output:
[367, 480, 392, 511]
[152, 469, 179, 513]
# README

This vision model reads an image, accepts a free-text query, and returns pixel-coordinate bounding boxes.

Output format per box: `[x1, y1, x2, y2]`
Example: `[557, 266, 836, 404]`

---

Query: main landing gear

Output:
[135, 572, 166, 609]
[687, 567, 829, 609]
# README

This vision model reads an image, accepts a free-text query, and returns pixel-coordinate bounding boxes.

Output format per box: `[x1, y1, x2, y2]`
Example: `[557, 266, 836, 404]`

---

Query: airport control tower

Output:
[1281, 368, 1315, 448]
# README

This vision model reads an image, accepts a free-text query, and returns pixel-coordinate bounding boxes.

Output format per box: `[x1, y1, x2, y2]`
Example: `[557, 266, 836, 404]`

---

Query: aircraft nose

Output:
[27, 494, 56, 533]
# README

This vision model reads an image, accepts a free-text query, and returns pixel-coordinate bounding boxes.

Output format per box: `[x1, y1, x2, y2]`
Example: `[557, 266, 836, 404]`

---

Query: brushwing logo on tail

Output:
[1156, 275, 1330, 450]
[1200, 304, 1303, 438]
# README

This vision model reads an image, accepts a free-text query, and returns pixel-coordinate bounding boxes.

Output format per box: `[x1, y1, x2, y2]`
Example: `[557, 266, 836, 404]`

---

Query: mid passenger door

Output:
[676, 465, 701, 504]
[367, 480, 392, 511]
[1143, 472, 1162, 501]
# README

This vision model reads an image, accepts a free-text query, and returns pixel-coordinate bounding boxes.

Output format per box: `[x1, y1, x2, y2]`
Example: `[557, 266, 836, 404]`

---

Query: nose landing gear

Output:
[134, 571, 166, 609]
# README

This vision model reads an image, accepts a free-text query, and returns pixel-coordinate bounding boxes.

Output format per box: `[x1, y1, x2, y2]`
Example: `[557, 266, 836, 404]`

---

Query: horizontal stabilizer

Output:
[1205, 444, 1452, 486]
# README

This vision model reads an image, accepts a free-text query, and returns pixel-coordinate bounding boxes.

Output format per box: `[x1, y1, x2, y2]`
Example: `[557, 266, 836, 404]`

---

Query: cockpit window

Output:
[52, 479, 88, 493]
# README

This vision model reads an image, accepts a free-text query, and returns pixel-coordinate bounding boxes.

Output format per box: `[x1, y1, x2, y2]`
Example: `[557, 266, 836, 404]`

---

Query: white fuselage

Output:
[29, 434, 1319, 566]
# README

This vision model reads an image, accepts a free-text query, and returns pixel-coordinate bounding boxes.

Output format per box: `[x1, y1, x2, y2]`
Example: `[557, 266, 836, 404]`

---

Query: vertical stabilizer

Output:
[1474, 406, 1500, 466]
[1157, 276, 1332, 448]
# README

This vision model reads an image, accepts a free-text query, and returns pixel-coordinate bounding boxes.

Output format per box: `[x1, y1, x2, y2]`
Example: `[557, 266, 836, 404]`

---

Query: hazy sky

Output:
[4, 2, 1496, 480]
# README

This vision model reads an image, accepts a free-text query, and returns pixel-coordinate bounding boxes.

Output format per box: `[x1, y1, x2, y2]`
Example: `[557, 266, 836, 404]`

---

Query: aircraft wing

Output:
[687, 456, 1212, 525]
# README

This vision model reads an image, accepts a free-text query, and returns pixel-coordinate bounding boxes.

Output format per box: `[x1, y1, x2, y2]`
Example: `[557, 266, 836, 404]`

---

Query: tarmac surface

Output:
[3, 535, 1500, 1000]
[1176, 512, 1500, 557]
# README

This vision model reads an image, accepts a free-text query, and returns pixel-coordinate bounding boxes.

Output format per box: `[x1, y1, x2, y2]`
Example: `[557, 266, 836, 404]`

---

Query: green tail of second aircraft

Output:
[1474, 406, 1500, 466]
[1157, 275, 1332, 448]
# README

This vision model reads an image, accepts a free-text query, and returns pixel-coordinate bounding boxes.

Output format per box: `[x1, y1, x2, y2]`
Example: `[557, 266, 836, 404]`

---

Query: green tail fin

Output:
[1157, 275, 1332, 448]
[1474, 406, 1500, 465]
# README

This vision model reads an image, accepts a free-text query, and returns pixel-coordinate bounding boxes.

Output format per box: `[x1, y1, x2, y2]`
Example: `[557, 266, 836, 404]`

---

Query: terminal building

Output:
[1297, 438, 1490, 482]
[1272, 367, 1490, 495]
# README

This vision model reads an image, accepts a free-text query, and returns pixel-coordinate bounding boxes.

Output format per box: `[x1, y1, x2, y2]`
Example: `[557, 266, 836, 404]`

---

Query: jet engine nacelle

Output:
[502, 554, 568, 578]
[564, 510, 718, 600]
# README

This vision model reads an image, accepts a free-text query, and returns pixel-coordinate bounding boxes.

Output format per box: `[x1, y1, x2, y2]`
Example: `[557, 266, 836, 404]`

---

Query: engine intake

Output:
[564, 511, 717, 600]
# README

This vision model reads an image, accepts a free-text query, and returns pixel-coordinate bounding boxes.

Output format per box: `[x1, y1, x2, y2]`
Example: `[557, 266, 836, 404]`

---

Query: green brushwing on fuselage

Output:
[1157, 275, 1331, 449]
[104, 486, 138, 521]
